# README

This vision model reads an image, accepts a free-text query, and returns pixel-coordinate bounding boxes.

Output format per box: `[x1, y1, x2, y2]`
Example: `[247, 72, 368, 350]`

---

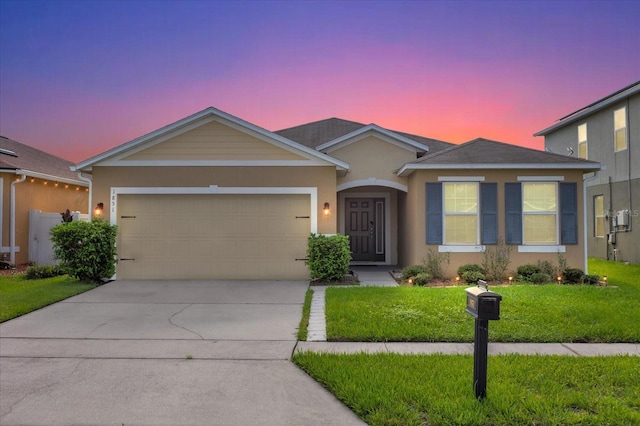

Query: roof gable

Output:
[397, 138, 601, 176]
[0, 136, 86, 184]
[75, 107, 348, 171]
[316, 124, 431, 153]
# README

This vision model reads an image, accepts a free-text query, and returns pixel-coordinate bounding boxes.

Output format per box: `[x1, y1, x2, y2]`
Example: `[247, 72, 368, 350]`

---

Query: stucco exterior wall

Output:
[329, 135, 414, 189]
[1, 173, 88, 265]
[401, 168, 587, 278]
[91, 166, 337, 234]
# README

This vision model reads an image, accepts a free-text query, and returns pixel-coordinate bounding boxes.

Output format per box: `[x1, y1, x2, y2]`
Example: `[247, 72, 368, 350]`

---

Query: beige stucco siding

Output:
[400, 169, 587, 277]
[91, 166, 337, 235]
[329, 136, 412, 189]
[122, 120, 306, 161]
[1, 173, 88, 265]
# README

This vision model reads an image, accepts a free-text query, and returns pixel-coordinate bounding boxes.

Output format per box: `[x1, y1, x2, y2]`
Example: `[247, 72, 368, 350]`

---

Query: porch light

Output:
[94, 202, 104, 217]
[323, 202, 331, 216]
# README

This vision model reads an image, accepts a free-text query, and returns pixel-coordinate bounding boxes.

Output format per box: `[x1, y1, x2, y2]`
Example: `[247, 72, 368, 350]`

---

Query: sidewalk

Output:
[303, 267, 640, 356]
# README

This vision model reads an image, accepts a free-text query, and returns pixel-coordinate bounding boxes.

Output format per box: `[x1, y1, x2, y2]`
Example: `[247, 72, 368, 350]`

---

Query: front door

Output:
[345, 198, 385, 262]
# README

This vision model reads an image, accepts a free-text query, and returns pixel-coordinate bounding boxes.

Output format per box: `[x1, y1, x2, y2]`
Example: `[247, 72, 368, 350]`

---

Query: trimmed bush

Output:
[50, 219, 117, 283]
[306, 233, 351, 281]
[530, 272, 552, 284]
[582, 274, 600, 285]
[517, 264, 541, 281]
[457, 264, 485, 276]
[413, 272, 431, 286]
[563, 268, 584, 284]
[461, 270, 485, 284]
[25, 265, 65, 280]
[401, 265, 428, 282]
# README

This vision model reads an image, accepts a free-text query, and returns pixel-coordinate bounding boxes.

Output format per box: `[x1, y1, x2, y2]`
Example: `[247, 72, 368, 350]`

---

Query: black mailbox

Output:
[465, 286, 502, 320]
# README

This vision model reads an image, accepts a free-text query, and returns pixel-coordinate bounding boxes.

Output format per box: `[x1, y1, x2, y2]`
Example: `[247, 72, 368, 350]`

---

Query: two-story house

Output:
[535, 81, 639, 264]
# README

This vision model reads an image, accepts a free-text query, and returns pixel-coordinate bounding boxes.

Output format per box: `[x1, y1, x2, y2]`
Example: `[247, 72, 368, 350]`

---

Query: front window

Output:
[578, 123, 587, 159]
[523, 183, 557, 244]
[594, 195, 605, 237]
[614, 107, 627, 152]
[444, 182, 478, 244]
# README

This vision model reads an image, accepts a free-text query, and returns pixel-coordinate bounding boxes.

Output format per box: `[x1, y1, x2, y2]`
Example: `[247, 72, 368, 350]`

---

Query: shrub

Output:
[582, 274, 600, 285]
[423, 249, 450, 280]
[536, 260, 556, 276]
[25, 264, 65, 280]
[517, 264, 540, 281]
[461, 270, 485, 284]
[50, 219, 118, 283]
[563, 268, 584, 284]
[457, 264, 485, 276]
[481, 237, 512, 281]
[401, 265, 428, 282]
[413, 272, 431, 286]
[530, 272, 552, 284]
[306, 233, 351, 281]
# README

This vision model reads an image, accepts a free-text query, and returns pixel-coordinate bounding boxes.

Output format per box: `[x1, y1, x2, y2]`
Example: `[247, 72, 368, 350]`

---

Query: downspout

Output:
[10, 174, 26, 264]
[583, 171, 599, 274]
[626, 98, 632, 232]
[76, 172, 92, 220]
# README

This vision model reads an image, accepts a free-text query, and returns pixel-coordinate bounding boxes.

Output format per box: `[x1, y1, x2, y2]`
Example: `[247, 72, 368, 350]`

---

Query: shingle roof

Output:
[275, 118, 454, 153]
[398, 138, 601, 175]
[0, 136, 86, 184]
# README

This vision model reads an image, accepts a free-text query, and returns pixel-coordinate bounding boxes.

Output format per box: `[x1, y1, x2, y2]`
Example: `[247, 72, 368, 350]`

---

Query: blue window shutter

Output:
[560, 182, 578, 245]
[426, 183, 443, 244]
[505, 183, 522, 245]
[481, 183, 497, 244]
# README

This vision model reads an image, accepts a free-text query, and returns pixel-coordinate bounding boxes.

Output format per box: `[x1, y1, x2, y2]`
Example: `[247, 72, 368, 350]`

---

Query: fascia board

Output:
[316, 124, 430, 152]
[13, 169, 88, 186]
[397, 162, 602, 176]
[74, 106, 349, 172]
[534, 84, 640, 137]
[96, 159, 339, 167]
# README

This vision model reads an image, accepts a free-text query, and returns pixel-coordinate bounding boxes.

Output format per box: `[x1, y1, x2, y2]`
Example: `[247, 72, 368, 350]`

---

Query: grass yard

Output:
[293, 352, 640, 426]
[297, 288, 313, 340]
[325, 259, 640, 342]
[0, 274, 97, 322]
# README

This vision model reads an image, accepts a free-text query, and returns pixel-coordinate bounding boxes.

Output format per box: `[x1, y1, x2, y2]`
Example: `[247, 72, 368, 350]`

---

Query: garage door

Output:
[116, 194, 310, 280]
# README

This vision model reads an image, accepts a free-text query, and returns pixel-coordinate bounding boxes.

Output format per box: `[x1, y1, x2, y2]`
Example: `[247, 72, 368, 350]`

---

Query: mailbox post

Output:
[465, 280, 502, 400]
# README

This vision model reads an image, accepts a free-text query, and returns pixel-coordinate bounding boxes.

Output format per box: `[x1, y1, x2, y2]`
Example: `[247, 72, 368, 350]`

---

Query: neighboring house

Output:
[73, 107, 600, 280]
[0, 136, 89, 265]
[535, 81, 639, 264]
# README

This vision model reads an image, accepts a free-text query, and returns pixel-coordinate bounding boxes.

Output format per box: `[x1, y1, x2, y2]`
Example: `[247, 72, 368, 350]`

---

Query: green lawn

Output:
[293, 352, 640, 426]
[295, 259, 640, 425]
[325, 259, 640, 343]
[0, 274, 97, 322]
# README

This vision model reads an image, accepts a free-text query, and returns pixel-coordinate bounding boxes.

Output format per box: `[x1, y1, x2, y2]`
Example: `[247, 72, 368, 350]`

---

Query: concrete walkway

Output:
[304, 267, 640, 356]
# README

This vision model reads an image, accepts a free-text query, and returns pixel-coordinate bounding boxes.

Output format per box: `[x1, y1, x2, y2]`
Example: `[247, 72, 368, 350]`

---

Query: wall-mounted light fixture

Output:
[94, 202, 104, 217]
[323, 202, 331, 216]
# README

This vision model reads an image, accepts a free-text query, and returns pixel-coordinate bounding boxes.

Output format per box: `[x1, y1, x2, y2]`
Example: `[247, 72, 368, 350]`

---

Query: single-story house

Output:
[73, 107, 601, 280]
[1, 136, 89, 265]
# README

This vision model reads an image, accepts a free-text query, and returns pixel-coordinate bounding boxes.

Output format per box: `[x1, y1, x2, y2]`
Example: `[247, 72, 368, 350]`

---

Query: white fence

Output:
[28, 210, 89, 265]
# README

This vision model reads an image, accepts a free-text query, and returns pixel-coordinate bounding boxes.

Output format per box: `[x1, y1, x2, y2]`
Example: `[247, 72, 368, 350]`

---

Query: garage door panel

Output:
[117, 194, 310, 280]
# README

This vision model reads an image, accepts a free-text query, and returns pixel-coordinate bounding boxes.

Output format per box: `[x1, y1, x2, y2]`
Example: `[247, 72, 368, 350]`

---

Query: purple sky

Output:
[1, 0, 638, 163]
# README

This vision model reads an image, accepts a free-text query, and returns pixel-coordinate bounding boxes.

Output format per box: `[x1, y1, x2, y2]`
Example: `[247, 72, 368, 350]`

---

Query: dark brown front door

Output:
[345, 198, 385, 262]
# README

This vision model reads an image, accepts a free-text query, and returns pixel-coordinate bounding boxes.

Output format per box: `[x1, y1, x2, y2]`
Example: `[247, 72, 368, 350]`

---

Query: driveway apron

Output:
[0, 280, 364, 425]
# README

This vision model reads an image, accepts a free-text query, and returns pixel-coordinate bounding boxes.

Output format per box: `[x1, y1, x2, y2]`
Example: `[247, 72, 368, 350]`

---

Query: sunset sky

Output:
[1, 0, 638, 163]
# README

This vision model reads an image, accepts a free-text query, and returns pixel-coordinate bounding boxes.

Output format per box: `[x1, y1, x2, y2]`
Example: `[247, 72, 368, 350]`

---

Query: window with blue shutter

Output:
[480, 183, 497, 244]
[505, 183, 522, 245]
[426, 183, 442, 244]
[560, 182, 578, 244]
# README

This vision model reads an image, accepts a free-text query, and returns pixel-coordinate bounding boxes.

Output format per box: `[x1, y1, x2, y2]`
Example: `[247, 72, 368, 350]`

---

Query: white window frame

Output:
[578, 123, 588, 159]
[594, 195, 605, 238]
[614, 107, 627, 152]
[442, 182, 480, 246]
[522, 182, 559, 245]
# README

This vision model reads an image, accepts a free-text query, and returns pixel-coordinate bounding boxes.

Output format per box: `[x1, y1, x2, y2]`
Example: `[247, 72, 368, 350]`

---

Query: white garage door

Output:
[116, 194, 310, 280]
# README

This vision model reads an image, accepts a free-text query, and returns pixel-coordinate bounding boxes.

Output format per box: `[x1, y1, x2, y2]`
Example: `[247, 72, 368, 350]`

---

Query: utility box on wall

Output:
[616, 210, 629, 227]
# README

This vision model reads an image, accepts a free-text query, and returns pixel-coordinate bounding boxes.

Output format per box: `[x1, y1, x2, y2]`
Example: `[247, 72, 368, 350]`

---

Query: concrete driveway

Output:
[0, 280, 364, 425]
